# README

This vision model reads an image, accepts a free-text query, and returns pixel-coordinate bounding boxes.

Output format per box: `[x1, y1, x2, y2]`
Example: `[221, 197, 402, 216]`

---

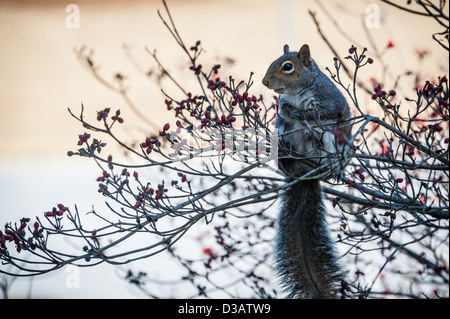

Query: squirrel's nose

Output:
[262, 77, 270, 87]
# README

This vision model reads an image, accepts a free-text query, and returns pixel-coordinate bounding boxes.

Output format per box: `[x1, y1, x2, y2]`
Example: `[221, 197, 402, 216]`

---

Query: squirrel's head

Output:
[262, 44, 313, 95]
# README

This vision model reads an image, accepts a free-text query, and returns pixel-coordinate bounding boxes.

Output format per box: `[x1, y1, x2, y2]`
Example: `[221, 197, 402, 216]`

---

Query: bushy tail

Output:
[275, 179, 344, 299]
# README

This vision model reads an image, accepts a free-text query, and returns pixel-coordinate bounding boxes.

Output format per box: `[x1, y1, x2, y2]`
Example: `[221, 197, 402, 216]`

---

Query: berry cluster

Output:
[96, 108, 124, 124]
[371, 83, 396, 101]
[231, 92, 259, 113]
[134, 182, 167, 207]
[0, 218, 41, 254]
[45, 204, 69, 217]
[141, 136, 161, 154]
[216, 114, 236, 126]
[189, 64, 202, 75]
[207, 78, 226, 91]
[0, 204, 67, 256]
[77, 132, 91, 146]
[165, 93, 201, 116]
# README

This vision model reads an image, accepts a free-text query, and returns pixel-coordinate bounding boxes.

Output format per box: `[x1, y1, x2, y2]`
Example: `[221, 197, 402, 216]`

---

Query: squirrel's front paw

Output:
[327, 160, 346, 182]
[287, 108, 303, 121]
[311, 101, 320, 109]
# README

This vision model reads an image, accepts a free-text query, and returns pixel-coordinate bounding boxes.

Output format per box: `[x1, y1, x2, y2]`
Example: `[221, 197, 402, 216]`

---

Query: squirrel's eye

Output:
[281, 61, 294, 73]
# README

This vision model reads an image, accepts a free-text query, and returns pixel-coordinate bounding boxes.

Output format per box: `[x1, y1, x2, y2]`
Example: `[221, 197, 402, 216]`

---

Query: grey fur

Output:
[276, 180, 344, 298]
[263, 44, 351, 298]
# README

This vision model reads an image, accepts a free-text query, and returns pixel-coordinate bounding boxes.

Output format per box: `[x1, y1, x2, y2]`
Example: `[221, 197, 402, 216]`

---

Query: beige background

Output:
[0, 0, 447, 298]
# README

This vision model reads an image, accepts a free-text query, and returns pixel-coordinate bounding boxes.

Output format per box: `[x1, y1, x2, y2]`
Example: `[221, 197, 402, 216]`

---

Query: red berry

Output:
[77, 132, 91, 145]
[332, 197, 340, 207]
[163, 123, 170, 131]
[97, 112, 104, 121]
[376, 91, 385, 98]
[374, 84, 382, 92]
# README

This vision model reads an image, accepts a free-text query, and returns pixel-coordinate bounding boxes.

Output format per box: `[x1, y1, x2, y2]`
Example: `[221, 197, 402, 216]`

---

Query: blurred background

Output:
[0, 0, 446, 298]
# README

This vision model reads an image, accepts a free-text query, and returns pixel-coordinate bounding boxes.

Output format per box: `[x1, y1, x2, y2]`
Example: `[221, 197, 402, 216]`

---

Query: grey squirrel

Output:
[262, 44, 351, 298]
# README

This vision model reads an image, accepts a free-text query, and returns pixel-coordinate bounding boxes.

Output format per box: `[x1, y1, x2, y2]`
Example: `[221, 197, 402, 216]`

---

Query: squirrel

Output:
[262, 44, 351, 298]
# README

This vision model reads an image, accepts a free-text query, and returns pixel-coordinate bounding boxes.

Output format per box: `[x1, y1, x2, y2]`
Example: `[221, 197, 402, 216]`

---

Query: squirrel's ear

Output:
[283, 44, 290, 54]
[298, 44, 312, 67]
